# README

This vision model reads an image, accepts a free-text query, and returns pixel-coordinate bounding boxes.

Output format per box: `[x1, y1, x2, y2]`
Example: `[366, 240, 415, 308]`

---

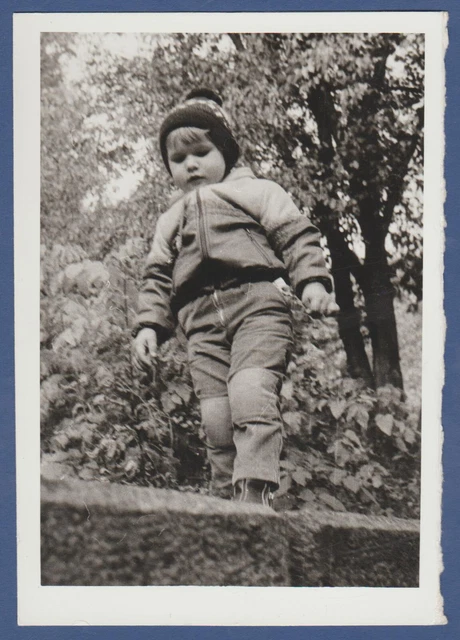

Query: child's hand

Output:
[301, 282, 340, 316]
[133, 328, 158, 372]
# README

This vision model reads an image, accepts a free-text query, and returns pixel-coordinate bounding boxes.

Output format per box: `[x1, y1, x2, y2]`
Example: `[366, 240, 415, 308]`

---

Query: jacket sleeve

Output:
[257, 180, 333, 297]
[132, 208, 181, 344]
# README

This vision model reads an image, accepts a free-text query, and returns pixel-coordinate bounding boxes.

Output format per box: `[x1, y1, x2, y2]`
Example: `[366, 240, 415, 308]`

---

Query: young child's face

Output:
[166, 128, 226, 193]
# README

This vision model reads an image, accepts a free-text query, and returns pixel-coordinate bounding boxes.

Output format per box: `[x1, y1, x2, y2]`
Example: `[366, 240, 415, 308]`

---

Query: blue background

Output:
[1, 0, 458, 638]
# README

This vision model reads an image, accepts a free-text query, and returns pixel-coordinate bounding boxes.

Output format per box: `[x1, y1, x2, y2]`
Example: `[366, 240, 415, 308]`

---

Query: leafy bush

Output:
[40, 240, 420, 517]
[41, 239, 208, 490]
[273, 295, 420, 517]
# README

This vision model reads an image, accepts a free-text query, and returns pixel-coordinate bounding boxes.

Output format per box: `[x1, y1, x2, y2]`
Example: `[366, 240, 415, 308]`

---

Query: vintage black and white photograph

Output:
[14, 12, 445, 626]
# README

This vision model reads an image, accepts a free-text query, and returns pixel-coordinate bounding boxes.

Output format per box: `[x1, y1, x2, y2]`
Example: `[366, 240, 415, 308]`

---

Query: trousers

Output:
[177, 280, 292, 497]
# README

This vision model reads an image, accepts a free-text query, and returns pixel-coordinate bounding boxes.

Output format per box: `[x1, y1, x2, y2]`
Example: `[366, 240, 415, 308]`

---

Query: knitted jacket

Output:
[134, 167, 332, 343]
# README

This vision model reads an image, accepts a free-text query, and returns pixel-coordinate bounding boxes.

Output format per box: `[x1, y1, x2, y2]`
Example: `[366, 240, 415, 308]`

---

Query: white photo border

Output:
[14, 11, 446, 626]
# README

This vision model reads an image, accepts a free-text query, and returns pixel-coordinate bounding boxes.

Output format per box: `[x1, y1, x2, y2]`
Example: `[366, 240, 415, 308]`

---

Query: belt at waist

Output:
[172, 270, 282, 314]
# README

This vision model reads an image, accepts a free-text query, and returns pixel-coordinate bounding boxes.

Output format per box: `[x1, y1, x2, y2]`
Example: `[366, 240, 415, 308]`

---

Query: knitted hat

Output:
[159, 88, 240, 175]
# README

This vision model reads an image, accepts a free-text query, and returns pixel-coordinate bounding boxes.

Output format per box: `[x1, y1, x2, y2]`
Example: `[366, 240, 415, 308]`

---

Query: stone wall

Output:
[41, 476, 419, 587]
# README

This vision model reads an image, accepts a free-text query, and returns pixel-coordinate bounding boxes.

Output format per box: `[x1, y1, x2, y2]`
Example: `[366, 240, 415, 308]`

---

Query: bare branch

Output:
[228, 33, 245, 52]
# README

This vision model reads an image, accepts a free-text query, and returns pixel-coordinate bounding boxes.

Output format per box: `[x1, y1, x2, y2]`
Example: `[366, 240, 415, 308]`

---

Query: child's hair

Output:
[166, 126, 214, 151]
[159, 88, 239, 176]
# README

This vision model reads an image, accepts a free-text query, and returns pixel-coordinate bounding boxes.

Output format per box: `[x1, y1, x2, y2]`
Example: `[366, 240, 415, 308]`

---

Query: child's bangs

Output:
[167, 127, 210, 149]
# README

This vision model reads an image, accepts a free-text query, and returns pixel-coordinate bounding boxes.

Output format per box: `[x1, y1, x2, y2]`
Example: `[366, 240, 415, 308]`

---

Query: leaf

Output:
[304, 452, 320, 469]
[42, 451, 72, 464]
[318, 492, 346, 512]
[327, 441, 351, 467]
[298, 488, 316, 503]
[292, 468, 311, 487]
[60, 298, 87, 323]
[315, 399, 328, 411]
[169, 381, 192, 404]
[372, 474, 383, 489]
[161, 391, 182, 414]
[41, 375, 65, 404]
[276, 473, 293, 497]
[343, 475, 361, 494]
[61, 262, 85, 293]
[361, 487, 379, 505]
[79, 425, 95, 446]
[346, 403, 359, 420]
[95, 365, 114, 388]
[85, 412, 105, 426]
[281, 379, 294, 400]
[344, 429, 361, 448]
[342, 378, 358, 394]
[356, 408, 369, 432]
[375, 413, 394, 436]
[403, 427, 416, 445]
[68, 350, 88, 374]
[330, 468, 347, 485]
[347, 403, 370, 432]
[137, 421, 160, 441]
[329, 399, 347, 420]
[124, 459, 138, 478]
[53, 320, 87, 350]
[52, 433, 70, 451]
[282, 411, 302, 434]
[395, 437, 409, 453]
[280, 459, 296, 471]
[75, 260, 110, 297]
[105, 440, 118, 461]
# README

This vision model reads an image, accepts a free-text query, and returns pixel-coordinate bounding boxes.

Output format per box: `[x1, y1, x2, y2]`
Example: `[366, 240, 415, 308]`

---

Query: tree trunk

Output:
[362, 239, 404, 389]
[333, 267, 375, 387]
[314, 206, 374, 387]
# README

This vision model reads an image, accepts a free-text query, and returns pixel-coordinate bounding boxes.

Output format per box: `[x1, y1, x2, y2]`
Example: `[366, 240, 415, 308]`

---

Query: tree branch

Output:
[307, 83, 338, 147]
[313, 204, 368, 292]
[228, 33, 245, 51]
[382, 107, 424, 229]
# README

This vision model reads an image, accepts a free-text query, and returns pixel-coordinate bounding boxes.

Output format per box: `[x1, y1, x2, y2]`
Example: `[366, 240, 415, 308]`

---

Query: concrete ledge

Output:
[41, 476, 419, 587]
[286, 510, 420, 587]
[41, 477, 288, 586]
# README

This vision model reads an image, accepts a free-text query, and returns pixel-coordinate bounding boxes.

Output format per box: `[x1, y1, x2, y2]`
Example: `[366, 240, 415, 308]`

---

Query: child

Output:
[133, 88, 338, 507]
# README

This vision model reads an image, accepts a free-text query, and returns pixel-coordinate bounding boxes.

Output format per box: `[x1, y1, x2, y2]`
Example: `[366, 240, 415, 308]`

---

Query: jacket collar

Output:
[167, 166, 256, 207]
[223, 166, 256, 182]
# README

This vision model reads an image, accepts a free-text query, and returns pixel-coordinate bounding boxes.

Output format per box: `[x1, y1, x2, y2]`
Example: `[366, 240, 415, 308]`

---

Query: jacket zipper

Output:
[245, 228, 272, 265]
[196, 189, 209, 260]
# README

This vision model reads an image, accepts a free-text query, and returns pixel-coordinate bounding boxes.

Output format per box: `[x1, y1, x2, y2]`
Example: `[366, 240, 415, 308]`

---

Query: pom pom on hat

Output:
[185, 87, 223, 106]
[159, 88, 239, 175]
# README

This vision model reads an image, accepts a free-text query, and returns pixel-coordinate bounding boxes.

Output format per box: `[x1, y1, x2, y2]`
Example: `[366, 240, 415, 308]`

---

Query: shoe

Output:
[233, 478, 275, 508]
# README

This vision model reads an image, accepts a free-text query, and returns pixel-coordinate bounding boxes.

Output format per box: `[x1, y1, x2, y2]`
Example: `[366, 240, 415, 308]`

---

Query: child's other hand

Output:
[301, 282, 340, 317]
[133, 328, 158, 372]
